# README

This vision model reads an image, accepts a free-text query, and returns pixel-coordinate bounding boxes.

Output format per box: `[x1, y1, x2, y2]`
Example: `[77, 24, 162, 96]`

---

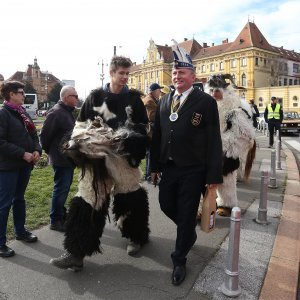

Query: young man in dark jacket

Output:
[40, 86, 78, 232]
[50, 56, 150, 271]
[0, 81, 41, 257]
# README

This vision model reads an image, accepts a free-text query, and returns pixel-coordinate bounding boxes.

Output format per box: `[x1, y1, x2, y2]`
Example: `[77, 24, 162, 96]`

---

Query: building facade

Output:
[128, 22, 300, 112]
[8, 57, 61, 105]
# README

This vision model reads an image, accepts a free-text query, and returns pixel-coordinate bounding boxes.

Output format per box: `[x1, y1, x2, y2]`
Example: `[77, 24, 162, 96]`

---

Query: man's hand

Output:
[32, 151, 41, 164]
[151, 172, 161, 187]
[207, 184, 218, 190]
[23, 152, 34, 163]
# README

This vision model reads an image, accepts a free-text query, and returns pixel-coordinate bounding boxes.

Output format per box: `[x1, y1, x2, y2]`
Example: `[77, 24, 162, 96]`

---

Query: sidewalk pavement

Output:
[0, 132, 299, 300]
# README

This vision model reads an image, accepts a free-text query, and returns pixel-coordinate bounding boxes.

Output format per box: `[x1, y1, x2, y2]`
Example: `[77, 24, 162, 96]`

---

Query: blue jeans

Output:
[50, 166, 74, 224]
[0, 166, 32, 246]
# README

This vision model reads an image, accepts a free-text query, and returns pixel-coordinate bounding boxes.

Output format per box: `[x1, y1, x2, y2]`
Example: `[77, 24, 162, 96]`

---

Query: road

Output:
[282, 133, 300, 173]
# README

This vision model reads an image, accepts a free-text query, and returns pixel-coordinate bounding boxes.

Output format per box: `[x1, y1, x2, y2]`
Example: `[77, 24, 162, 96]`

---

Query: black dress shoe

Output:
[0, 245, 15, 257]
[172, 265, 186, 286]
[50, 221, 66, 232]
[16, 230, 38, 243]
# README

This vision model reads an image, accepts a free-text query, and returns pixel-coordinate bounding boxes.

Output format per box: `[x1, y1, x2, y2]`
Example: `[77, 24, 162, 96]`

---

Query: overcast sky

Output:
[1, 0, 299, 98]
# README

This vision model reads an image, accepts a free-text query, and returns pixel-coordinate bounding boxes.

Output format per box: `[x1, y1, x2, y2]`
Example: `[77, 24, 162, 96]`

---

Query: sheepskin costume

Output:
[205, 74, 256, 216]
[63, 114, 150, 258]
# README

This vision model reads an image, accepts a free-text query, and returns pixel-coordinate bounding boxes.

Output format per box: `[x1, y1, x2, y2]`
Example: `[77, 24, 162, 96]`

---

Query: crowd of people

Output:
[0, 45, 283, 286]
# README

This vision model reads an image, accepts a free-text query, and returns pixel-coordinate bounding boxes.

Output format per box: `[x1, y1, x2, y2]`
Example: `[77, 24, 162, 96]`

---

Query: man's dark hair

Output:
[110, 56, 132, 72]
[0, 80, 25, 100]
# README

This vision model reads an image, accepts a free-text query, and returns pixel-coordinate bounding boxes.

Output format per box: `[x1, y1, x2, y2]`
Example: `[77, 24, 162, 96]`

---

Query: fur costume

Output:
[205, 75, 256, 216]
[63, 89, 150, 257]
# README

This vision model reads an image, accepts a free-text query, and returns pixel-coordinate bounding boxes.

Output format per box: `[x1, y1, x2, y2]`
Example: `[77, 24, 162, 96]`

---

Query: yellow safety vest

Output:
[267, 104, 280, 119]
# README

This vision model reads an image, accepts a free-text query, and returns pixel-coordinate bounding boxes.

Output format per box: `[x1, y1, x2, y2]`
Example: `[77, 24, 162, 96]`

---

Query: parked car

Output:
[281, 111, 300, 134]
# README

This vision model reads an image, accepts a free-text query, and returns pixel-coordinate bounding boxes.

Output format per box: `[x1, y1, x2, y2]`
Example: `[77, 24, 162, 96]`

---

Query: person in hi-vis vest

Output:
[264, 96, 283, 148]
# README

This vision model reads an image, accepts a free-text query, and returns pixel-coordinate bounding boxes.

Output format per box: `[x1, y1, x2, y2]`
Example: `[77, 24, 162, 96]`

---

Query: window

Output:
[294, 79, 298, 85]
[284, 78, 287, 86]
[210, 63, 215, 71]
[255, 57, 259, 66]
[241, 57, 247, 66]
[201, 65, 206, 73]
[289, 79, 293, 85]
[231, 59, 236, 68]
[219, 61, 224, 70]
[264, 59, 267, 66]
[241, 74, 246, 86]
[293, 63, 299, 73]
[284, 63, 288, 71]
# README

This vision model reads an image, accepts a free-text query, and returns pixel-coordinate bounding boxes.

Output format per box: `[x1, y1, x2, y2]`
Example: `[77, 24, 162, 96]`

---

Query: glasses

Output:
[68, 95, 78, 99]
[15, 91, 25, 95]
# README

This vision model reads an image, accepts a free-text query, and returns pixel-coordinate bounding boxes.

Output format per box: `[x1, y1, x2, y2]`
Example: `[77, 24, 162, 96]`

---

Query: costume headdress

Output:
[207, 74, 245, 90]
[171, 39, 194, 70]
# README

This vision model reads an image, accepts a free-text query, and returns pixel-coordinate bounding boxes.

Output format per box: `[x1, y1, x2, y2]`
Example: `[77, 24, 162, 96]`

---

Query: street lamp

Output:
[98, 59, 107, 88]
[113, 45, 122, 56]
[44, 71, 49, 109]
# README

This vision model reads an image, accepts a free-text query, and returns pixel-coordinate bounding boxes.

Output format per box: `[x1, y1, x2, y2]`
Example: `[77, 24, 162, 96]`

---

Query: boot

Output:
[50, 252, 83, 271]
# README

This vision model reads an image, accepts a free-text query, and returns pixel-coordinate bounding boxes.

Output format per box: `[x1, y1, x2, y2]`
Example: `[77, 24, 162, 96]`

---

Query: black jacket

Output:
[151, 88, 223, 184]
[40, 101, 75, 167]
[0, 106, 42, 171]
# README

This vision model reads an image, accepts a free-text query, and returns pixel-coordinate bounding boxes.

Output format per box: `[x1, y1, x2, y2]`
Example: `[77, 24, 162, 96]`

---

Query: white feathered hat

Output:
[171, 39, 194, 70]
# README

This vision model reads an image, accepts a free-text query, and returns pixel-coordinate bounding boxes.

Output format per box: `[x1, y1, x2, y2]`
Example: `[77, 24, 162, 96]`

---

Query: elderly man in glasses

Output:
[40, 85, 78, 232]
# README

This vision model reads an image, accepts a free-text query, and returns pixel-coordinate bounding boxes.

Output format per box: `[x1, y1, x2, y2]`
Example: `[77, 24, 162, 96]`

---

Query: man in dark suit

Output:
[150, 43, 223, 286]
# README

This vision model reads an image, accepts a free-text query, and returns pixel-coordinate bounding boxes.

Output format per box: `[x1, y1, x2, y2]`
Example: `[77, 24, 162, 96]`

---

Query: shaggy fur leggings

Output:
[63, 187, 149, 258]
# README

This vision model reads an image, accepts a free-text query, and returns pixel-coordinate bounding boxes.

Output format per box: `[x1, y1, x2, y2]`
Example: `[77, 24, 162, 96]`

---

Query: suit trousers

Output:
[159, 161, 206, 266]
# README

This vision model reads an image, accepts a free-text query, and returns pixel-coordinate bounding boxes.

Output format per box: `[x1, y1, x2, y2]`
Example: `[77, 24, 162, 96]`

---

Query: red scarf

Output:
[4, 100, 36, 133]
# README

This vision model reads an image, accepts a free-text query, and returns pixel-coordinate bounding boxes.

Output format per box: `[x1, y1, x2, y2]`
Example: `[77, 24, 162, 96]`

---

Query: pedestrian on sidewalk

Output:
[0, 81, 41, 258]
[150, 42, 223, 286]
[40, 86, 78, 232]
[142, 82, 164, 182]
[50, 56, 150, 272]
[264, 96, 283, 148]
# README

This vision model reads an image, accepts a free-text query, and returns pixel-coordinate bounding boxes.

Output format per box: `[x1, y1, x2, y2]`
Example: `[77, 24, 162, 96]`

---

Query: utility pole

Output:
[98, 60, 106, 88]
[113, 45, 122, 56]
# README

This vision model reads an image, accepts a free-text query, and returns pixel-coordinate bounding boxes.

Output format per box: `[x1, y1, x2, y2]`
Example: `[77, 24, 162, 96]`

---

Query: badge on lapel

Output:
[191, 112, 202, 126]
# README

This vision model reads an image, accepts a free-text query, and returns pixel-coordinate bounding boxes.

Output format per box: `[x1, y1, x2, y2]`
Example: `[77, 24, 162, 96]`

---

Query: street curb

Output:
[259, 148, 300, 300]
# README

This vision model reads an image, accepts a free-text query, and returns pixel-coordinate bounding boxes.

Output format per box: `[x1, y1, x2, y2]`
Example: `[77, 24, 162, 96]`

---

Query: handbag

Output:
[200, 188, 217, 233]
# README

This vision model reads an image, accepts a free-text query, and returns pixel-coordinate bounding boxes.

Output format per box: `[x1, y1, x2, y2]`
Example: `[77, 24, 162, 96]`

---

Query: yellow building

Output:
[129, 21, 300, 113]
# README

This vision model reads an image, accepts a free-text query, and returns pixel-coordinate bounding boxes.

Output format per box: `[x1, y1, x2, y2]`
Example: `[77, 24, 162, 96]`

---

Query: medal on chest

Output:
[169, 112, 178, 122]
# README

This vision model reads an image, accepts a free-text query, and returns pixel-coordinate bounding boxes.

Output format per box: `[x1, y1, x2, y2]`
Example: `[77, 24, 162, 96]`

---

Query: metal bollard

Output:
[221, 207, 242, 297]
[268, 150, 278, 189]
[255, 170, 269, 224]
[275, 130, 282, 170]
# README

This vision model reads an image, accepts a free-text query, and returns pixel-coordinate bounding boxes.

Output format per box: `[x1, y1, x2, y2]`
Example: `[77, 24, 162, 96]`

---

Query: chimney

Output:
[203, 42, 207, 48]
[212, 42, 214, 46]
[184, 38, 188, 41]
[165, 44, 168, 47]
[222, 38, 228, 44]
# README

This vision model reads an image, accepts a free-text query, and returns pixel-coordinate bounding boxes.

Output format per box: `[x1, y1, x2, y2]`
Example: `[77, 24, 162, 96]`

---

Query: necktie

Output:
[173, 94, 182, 112]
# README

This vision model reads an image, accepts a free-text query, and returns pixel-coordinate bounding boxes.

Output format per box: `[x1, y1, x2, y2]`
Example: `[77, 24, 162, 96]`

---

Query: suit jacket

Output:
[151, 88, 223, 184]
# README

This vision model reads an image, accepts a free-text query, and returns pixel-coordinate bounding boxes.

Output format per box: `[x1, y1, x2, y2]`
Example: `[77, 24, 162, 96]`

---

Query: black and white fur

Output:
[205, 75, 256, 210]
[63, 114, 150, 258]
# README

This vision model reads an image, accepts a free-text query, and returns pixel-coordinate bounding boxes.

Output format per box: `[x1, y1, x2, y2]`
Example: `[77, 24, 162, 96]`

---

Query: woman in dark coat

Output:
[0, 81, 42, 257]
